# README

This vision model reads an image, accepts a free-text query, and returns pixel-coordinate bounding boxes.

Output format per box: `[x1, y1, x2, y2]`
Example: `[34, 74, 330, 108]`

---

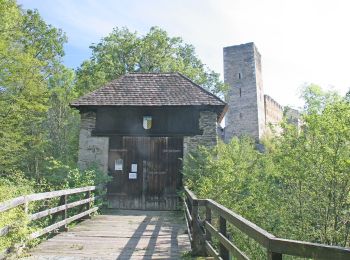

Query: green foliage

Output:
[76, 26, 227, 96]
[183, 138, 282, 258]
[274, 91, 350, 246]
[45, 66, 80, 166]
[0, 172, 34, 253]
[184, 85, 350, 257]
[0, 0, 67, 177]
[0, 4, 108, 253]
[300, 83, 341, 114]
[39, 158, 111, 191]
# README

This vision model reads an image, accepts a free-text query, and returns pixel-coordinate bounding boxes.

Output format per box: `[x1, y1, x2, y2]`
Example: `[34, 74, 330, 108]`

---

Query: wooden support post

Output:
[267, 251, 282, 260]
[205, 205, 211, 242]
[219, 215, 229, 260]
[191, 199, 205, 256]
[86, 190, 91, 211]
[60, 195, 68, 232]
[82, 190, 92, 219]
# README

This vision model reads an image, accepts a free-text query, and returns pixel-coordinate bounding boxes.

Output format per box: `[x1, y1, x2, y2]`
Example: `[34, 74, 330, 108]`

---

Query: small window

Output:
[239, 88, 242, 97]
[238, 73, 242, 79]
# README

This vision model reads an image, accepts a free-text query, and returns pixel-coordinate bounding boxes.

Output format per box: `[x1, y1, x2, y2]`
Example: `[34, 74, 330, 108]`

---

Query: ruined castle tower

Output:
[224, 42, 266, 141]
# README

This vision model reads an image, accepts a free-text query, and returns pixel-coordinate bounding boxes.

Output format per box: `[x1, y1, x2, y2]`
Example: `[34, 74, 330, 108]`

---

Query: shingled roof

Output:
[71, 73, 226, 108]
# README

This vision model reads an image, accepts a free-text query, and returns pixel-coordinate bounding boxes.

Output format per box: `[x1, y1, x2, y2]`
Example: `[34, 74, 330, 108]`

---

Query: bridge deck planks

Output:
[24, 210, 191, 259]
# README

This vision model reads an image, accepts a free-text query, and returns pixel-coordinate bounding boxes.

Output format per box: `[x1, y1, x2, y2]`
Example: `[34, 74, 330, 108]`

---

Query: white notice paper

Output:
[131, 163, 137, 172]
[115, 159, 123, 171]
[129, 172, 137, 179]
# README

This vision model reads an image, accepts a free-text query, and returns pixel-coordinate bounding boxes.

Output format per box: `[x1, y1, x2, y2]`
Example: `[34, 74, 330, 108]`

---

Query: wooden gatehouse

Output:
[70, 73, 226, 210]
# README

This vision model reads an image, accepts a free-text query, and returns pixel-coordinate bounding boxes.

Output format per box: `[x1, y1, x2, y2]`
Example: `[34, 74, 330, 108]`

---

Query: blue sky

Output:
[18, 0, 350, 107]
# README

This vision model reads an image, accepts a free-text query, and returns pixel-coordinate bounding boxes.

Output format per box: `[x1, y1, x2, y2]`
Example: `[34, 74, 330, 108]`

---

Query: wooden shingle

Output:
[71, 73, 226, 107]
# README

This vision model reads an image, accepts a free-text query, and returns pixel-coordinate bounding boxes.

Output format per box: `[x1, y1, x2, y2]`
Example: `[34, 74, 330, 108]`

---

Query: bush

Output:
[0, 171, 33, 253]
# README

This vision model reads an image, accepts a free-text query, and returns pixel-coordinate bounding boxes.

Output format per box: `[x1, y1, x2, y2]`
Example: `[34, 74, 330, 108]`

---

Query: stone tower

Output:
[224, 42, 265, 141]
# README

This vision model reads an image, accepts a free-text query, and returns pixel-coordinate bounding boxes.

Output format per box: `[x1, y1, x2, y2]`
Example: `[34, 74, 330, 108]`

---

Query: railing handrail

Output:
[0, 185, 101, 259]
[183, 186, 350, 260]
[0, 186, 96, 214]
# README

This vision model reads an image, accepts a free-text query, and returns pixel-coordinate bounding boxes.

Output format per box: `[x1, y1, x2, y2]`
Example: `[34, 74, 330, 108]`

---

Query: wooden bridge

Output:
[1, 186, 350, 259]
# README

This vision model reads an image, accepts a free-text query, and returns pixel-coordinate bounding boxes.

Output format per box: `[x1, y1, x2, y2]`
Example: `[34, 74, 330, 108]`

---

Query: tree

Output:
[76, 26, 227, 96]
[45, 65, 80, 165]
[184, 84, 350, 254]
[0, 0, 67, 177]
[275, 86, 350, 246]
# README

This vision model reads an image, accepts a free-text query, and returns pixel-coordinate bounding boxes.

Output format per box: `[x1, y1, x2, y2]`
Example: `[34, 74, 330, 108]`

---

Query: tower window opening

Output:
[238, 73, 242, 79]
[239, 88, 242, 97]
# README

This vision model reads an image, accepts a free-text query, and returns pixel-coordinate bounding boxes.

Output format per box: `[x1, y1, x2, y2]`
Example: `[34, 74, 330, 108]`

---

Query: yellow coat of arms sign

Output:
[143, 116, 152, 129]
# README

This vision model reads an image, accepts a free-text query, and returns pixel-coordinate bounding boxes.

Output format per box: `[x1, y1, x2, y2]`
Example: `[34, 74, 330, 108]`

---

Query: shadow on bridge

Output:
[26, 210, 190, 260]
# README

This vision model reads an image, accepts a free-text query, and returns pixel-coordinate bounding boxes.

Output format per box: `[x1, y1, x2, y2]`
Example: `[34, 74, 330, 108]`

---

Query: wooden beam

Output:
[183, 198, 193, 243]
[0, 196, 26, 214]
[0, 226, 10, 237]
[205, 205, 212, 243]
[207, 199, 274, 248]
[205, 221, 249, 260]
[269, 238, 350, 260]
[30, 207, 98, 239]
[184, 200, 192, 223]
[184, 187, 197, 205]
[26, 186, 96, 202]
[205, 241, 222, 260]
[30, 197, 96, 221]
[0, 186, 96, 214]
[219, 216, 229, 260]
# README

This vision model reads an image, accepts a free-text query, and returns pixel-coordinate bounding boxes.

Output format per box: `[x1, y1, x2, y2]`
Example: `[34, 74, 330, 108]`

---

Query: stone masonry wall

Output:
[183, 111, 218, 156]
[254, 46, 266, 138]
[264, 95, 284, 135]
[78, 111, 109, 173]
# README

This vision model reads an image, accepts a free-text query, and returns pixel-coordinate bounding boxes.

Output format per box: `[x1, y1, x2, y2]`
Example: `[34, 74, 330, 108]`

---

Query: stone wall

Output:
[78, 111, 109, 173]
[223, 42, 265, 141]
[183, 111, 218, 156]
[285, 107, 302, 128]
[264, 95, 283, 135]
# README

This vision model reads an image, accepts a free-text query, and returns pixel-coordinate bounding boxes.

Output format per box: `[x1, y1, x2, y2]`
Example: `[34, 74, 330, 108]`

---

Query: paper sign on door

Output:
[131, 163, 137, 172]
[115, 159, 123, 171]
[129, 172, 137, 179]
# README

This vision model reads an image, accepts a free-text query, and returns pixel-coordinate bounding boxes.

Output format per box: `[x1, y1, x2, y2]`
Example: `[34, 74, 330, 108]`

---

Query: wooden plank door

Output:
[107, 136, 183, 210]
[145, 137, 183, 210]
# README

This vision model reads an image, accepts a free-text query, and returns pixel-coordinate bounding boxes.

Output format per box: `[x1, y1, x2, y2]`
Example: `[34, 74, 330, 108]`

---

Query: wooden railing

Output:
[184, 187, 350, 260]
[0, 186, 101, 258]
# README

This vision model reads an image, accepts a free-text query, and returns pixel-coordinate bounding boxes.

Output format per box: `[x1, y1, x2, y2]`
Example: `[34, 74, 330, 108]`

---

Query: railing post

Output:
[267, 251, 282, 260]
[219, 215, 229, 260]
[191, 199, 206, 256]
[87, 190, 91, 211]
[82, 190, 92, 219]
[205, 204, 211, 243]
[62, 195, 68, 231]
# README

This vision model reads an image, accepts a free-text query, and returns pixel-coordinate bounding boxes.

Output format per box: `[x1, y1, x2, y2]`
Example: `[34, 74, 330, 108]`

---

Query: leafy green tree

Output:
[76, 26, 226, 96]
[274, 86, 350, 246]
[0, 0, 67, 178]
[300, 83, 341, 114]
[184, 85, 350, 255]
[45, 66, 80, 165]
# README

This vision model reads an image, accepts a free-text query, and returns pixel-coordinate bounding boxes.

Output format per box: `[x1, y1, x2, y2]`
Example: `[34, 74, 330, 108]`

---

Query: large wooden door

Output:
[107, 136, 183, 210]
